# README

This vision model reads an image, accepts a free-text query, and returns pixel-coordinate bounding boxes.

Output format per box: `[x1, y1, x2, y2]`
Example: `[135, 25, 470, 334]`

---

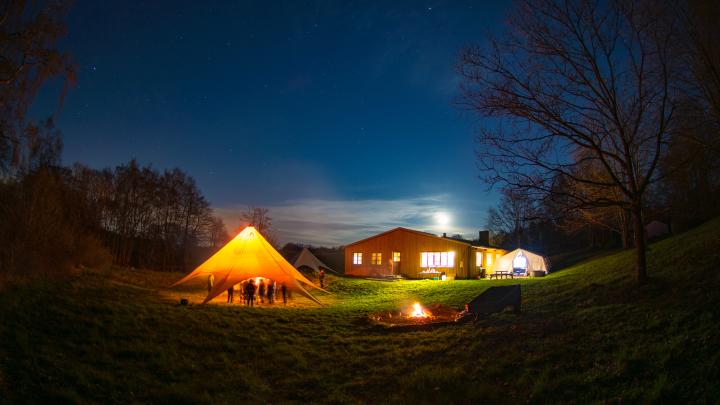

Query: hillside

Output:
[1, 218, 719, 403]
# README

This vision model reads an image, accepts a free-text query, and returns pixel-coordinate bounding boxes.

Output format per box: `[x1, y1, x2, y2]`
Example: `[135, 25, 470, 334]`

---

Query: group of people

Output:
[206, 270, 327, 305]
[208, 274, 288, 306]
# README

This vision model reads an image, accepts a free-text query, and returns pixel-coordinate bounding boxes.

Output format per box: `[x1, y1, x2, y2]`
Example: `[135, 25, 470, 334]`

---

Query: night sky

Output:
[33, 0, 509, 246]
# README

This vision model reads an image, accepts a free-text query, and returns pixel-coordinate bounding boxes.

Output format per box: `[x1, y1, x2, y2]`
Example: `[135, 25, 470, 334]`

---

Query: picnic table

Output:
[489, 271, 514, 279]
[418, 271, 444, 280]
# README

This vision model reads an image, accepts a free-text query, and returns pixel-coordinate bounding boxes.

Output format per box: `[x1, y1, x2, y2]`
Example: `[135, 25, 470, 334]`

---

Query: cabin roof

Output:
[345, 227, 472, 248]
[345, 227, 506, 250]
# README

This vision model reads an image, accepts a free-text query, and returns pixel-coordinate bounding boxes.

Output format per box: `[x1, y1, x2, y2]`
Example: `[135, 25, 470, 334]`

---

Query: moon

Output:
[434, 212, 450, 226]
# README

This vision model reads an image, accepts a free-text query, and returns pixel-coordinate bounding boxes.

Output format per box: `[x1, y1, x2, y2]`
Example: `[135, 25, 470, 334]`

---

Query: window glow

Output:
[353, 252, 362, 265]
[420, 251, 455, 268]
[393, 252, 400, 262]
[487, 253, 494, 267]
[371, 252, 382, 265]
[476, 252, 483, 267]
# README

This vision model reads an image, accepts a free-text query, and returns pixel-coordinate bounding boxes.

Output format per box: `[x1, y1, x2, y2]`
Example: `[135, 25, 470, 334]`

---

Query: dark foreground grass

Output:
[1, 219, 720, 403]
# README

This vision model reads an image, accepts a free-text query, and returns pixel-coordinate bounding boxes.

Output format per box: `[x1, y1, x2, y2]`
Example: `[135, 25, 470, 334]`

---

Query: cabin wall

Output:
[468, 247, 507, 278]
[345, 229, 472, 278]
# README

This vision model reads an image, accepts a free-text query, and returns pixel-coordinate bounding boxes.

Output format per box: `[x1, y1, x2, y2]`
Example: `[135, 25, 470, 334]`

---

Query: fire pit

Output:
[366, 302, 467, 330]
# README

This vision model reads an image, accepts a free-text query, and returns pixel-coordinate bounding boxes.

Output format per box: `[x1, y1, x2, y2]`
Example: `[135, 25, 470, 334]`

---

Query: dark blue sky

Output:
[34, 0, 509, 245]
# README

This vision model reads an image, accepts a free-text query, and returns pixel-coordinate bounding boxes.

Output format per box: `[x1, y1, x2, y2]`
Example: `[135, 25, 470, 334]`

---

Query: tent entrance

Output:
[512, 252, 528, 276]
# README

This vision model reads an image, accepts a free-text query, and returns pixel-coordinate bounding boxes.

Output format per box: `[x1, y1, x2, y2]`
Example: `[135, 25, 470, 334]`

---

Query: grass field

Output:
[1, 218, 719, 403]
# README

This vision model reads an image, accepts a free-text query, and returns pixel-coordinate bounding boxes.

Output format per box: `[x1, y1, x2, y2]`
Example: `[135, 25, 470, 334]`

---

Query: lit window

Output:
[487, 253, 494, 267]
[371, 253, 382, 265]
[353, 252, 362, 265]
[393, 252, 401, 262]
[476, 252, 483, 267]
[420, 251, 455, 268]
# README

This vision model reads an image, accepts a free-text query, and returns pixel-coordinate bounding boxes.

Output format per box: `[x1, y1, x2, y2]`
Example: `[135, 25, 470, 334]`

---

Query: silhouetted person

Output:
[241, 280, 248, 305]
[227, 286, 234, 303]
[245, 280, 256, 307]
[319, 269, 325, 288]
[267, 281, 275, 304]
[281, 283, 287, 305]
[207, 274, 214, 295]
[258, 279, 266, 304]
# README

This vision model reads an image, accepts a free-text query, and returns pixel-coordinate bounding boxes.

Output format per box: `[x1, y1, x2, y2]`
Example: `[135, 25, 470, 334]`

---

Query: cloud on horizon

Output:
[215, 194, 481, 246]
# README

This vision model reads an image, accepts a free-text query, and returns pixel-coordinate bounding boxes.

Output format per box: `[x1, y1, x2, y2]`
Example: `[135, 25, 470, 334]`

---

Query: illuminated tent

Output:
[491, 248, 548, 276]
[171, 226, 324, 304]
[293, 247, 336, 274]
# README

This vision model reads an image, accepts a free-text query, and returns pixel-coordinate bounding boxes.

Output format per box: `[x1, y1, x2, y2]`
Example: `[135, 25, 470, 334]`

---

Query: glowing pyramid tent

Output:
[293, 247, 336, 274]
[491, 248, 548, 276]
[171, 226, 324, 304]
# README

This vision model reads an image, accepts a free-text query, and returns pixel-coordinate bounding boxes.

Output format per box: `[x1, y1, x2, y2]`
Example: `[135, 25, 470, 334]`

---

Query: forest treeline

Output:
[0, 156, 229, 278]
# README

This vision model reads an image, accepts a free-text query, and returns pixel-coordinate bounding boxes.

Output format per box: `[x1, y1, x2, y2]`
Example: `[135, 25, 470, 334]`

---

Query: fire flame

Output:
[411, 302, 429, 318]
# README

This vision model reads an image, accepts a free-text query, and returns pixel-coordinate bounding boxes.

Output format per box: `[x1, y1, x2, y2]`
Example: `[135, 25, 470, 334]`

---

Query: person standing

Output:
[267, 281, 275, 304]
[226, 286, 234, 303]
[258, 279, 266, 304]
[207, 274, 214, 295]
[245, 280, 256, 307]
[319, 269, 325, 288]
[280, 283, 287, 305]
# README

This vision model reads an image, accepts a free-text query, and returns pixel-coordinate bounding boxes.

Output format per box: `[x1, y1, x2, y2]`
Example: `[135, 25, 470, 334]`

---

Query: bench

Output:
[489, 271, 514, 279]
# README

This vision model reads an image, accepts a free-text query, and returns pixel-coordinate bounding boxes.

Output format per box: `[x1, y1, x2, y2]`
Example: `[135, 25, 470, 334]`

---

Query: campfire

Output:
[366, 302, 464, 329]
[410, 302, 430, 318]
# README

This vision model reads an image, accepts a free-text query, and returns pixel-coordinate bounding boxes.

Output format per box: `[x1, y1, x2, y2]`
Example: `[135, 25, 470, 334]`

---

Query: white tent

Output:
[491, 248, 548, 276]
[293, 247, 336, 274]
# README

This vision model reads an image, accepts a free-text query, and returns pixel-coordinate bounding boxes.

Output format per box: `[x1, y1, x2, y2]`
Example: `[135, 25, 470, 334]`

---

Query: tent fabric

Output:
[171, 226, 324, 304]
[293, 247, 336, 274]
[491, 248, 548, 275]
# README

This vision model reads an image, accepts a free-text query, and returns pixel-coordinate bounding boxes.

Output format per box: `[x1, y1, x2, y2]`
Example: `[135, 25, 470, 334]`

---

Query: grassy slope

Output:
[1, 218, 719, 404]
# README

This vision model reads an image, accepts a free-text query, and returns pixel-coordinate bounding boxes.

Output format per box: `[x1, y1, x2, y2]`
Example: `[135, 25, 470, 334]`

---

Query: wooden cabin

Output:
[344, 227, 506, 279]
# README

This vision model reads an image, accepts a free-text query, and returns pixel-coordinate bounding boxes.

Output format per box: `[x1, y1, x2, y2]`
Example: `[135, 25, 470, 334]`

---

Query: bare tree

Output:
[678, 0, 720, 152]
[202, 215, 228, 249]
[238, 206, 277, 246]
[459, 0, 679, 284]
[0, 0, 75, 174]
[486, 187, 539, 247]
[557, 150, 631, 248]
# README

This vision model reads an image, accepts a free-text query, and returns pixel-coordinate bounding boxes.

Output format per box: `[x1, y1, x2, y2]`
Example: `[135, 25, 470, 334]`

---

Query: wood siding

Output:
[344, 228, 506, 279]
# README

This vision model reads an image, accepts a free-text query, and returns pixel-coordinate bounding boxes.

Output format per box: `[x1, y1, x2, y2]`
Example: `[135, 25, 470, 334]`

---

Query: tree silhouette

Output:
[459, 0, 679, 284]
